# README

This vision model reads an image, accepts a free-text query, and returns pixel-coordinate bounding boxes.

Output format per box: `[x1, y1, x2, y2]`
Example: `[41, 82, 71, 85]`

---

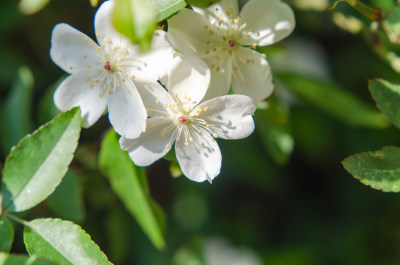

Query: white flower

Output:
[167, 0, 295, 103]
[50, 0, 173, 138]
[120, 54, 256, 183]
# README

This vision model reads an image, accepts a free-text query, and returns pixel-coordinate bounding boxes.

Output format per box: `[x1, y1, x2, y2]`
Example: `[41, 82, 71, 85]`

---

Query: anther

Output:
[166, 145, 171, 150]
[83, 55, 88, 59]
[189, 137, 193, 142]
[151, 123, 156, 128]
[184, 142, 189, 147]
[156, 99, 160, 104]
[213, 133, 218, 138]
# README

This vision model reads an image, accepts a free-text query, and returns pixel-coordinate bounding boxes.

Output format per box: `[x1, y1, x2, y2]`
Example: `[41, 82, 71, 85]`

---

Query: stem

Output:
[4, 212, 29, 226]
[343, 0, 383, 21]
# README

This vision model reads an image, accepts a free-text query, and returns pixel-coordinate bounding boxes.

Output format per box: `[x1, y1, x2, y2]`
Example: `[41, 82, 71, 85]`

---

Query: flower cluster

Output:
[50, 0, 295, 182]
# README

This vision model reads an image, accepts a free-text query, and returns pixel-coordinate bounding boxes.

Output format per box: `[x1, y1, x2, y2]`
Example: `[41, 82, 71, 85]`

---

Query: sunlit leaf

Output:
[112, 0, 157, 51]
[151, 0, 186, 21]
[277, 73, 389, 128]
[18, 0, 51, 15]
[369, 79, 400, 129]
[1, 108, 81, 212]
[0, 66, 34, 156]
[24, 218, 112, 265]
[0, 252, 53, 265]
[99, 130, 165, 250]
[47, 171, 85, 223]
[0, 217, 14, 252]
[342, 146, 400, 192]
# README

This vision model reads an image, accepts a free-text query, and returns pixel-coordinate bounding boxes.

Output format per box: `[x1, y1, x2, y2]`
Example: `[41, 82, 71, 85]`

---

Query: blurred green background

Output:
[2, 0, 400, 264]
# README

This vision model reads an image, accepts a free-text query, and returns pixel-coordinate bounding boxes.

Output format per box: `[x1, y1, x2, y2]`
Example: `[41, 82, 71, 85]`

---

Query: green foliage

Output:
[112, 0, 156, 51]
[23, 218, 112, 265]
[47, 171, 84, 223]
[0, 67, 34, 156]
[369, 79, 400, 128]
[99, 130, 166, 250]
[342, 146, 400, 192]
[151, 0, 186, 21]
[1, 108, 81, 212]
[383, 6, 400, 44]
[18, 0, 51, 15]
[278, 73, 389, 129]
[0, 217, 14, 252]
[186, 0, 219, 8]
[0, 252, 53, 265]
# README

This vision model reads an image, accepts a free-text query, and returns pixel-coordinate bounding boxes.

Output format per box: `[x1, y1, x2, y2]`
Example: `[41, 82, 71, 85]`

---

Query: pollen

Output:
[83, 55, 88, 59]
[213, 133, 219, 138]
[189, 137, 194, 142]
[166, 145, 171, 150]
[185, 142, 189, 147]
[151, 123, 156, 128]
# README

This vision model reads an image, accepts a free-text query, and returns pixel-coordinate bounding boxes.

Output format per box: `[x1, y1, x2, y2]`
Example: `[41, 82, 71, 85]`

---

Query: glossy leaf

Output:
[0, 67, 34, 156]
[112, 0, 156, 51]
[99, 130, 165, 250]
[342, 146, 400, 192]
[1, 108, 81, 212]
[47, 171, 84, 223]
[369, 79, 400, 129]
[151, 0, 186, 21]
[278, 73, 389, 128]
[0, 252, 53, 265]
[24, 218, 112, 265]
[0, 217, 14, 252]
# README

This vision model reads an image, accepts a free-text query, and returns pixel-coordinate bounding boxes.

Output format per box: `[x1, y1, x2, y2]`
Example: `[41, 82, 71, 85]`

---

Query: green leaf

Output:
[151, 0, 186, 21]
[342, 146, 400, 192]
[186, 0, 219, 8]
[112, 0, 157, 51]
[369, 79, 400, 129]
[24, 218, 112, 265]
[0, 252, 53, 265]
[0, 217, 14, 252]
[99, 130, 165, 250]
[0, 66, 34, 156]
[47, 171, 84, 223]
[277, 73, 389, 129]
[18, 0, 51, 15]
[1, 108, 82, 212]
[383, 6, 400, 43]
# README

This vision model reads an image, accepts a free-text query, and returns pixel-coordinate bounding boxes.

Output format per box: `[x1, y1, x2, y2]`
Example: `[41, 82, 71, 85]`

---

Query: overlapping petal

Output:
[201, 54, 232, 101]
[232, 48, 274, 103]
[193, 0, 239, 25]
[240, 0, 295, 46]
[134, 80, 175, 114]
[53, 69, 107, 127]
[108, 79, 147, 139]
[50, 23, 102, 74]
[120, 118, 177, 166]
[175, 132, 221, 183]
[197, 95, 256, 140]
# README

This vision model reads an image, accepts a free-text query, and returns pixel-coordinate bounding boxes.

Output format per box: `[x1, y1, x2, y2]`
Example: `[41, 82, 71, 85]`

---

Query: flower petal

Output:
[53, 69, 107, 127]
[193, 0, 239, 25]
[135, 79, 175, 115]
[232, 48, 274, 103]
[201, 54, 232, 101]
[175, 132, 221, 183]
[108, 79, 147, 139]
[167, 8, 214, 55]
[167, 53, 210, 108]
[120, 118, 176, 166]
[198, 94, 256, 140]
[50, 23, 102, 74]
[239, 0, 295, 46]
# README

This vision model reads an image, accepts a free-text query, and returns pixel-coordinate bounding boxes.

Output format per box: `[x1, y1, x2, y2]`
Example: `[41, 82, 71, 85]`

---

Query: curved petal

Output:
[175, 132, 221, 183]
[167, 8, 215, 55]
[201, 53, 232, 101]
[167, 53, 210, 108]
[193, 0, 239, 25]
[134, 80, 175, 115]
[198, 95, 256, 140]
[239, 0, 295, 46]
[232, 48, 274, 103]
[120, 118, 176, 166]
[108, 79, 147, 139]
[53, 69, 107, 127]
[50, 23, 103, 74]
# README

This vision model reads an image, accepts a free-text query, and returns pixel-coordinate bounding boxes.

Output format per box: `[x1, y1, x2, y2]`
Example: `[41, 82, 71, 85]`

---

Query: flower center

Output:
[177, 116, 188, 124]
[228, 40, 236, 47]
[104, 61, 112, 71]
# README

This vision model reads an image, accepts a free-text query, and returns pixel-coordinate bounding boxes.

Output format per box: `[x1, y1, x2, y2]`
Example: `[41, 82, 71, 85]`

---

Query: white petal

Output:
[108, 79, 147, 139]
[193, 0, 239, 25]
[134, 30, 175, 81]
[50, 23, 102, 74]
[167, 53, 210, 107]
[201, 54, 232, 101]
[232, 48, 274, 103]
[239, 0, 295, 46]
[175, 132, 221, 183]
[120, 118, 176, 166]
[167, 8, 214, 55]
[53, 69, 107, 127]
[198, 94, 256, 140]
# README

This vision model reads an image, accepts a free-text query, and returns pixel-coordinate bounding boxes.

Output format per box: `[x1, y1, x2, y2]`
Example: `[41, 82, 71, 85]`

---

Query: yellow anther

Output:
[200, 142, 205, 146]
[216, 67, 220, 72]
[173, 93, 178, 98]
[213, 133, 218, 138]
[209, 30, 214, 35]
[243, 80, 248, 85]
[107, 38, 111, 44]
[189, 137, 193, 142]
[108, 90, 113, 95]
[185, 142, 189, 147]
[83, 55, 88, 59]
[188, 97, 192, 101]
[96, 47, 101, 51]
[166, 145, 171, 150]
[121, 79, 125, 82]
[89, 43, 93, 47]
[96, 33, 99, 37]
[151, 123, 156, 128]
[84, 37, 89, 41]
[99, 92, 104, 98]
[121, 57, 125, 61]
[86, 78, 91, 82]
[204, 106, 209, 111]
[156, 99, 160, 104]
[198, 129, 202, 134]
[131, 75, 135, 79]
[262, 54, 267, 58]
[159, 116, 164, 120]
[233, 74, 238, 80]
[87, 65, 91, 69]
[234, 18, 240, 23]
[176, 137, 181, 141]
[206, 124, 211, 128]
[113, 45, 120, 50]
[163, 104, 168, 108]
[203, 25, 209, 29]
[124, 50, 128, 54]
[251, 43, 257, 49]
[117, 83, 120, 88]
[205, 50, 210, 55]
